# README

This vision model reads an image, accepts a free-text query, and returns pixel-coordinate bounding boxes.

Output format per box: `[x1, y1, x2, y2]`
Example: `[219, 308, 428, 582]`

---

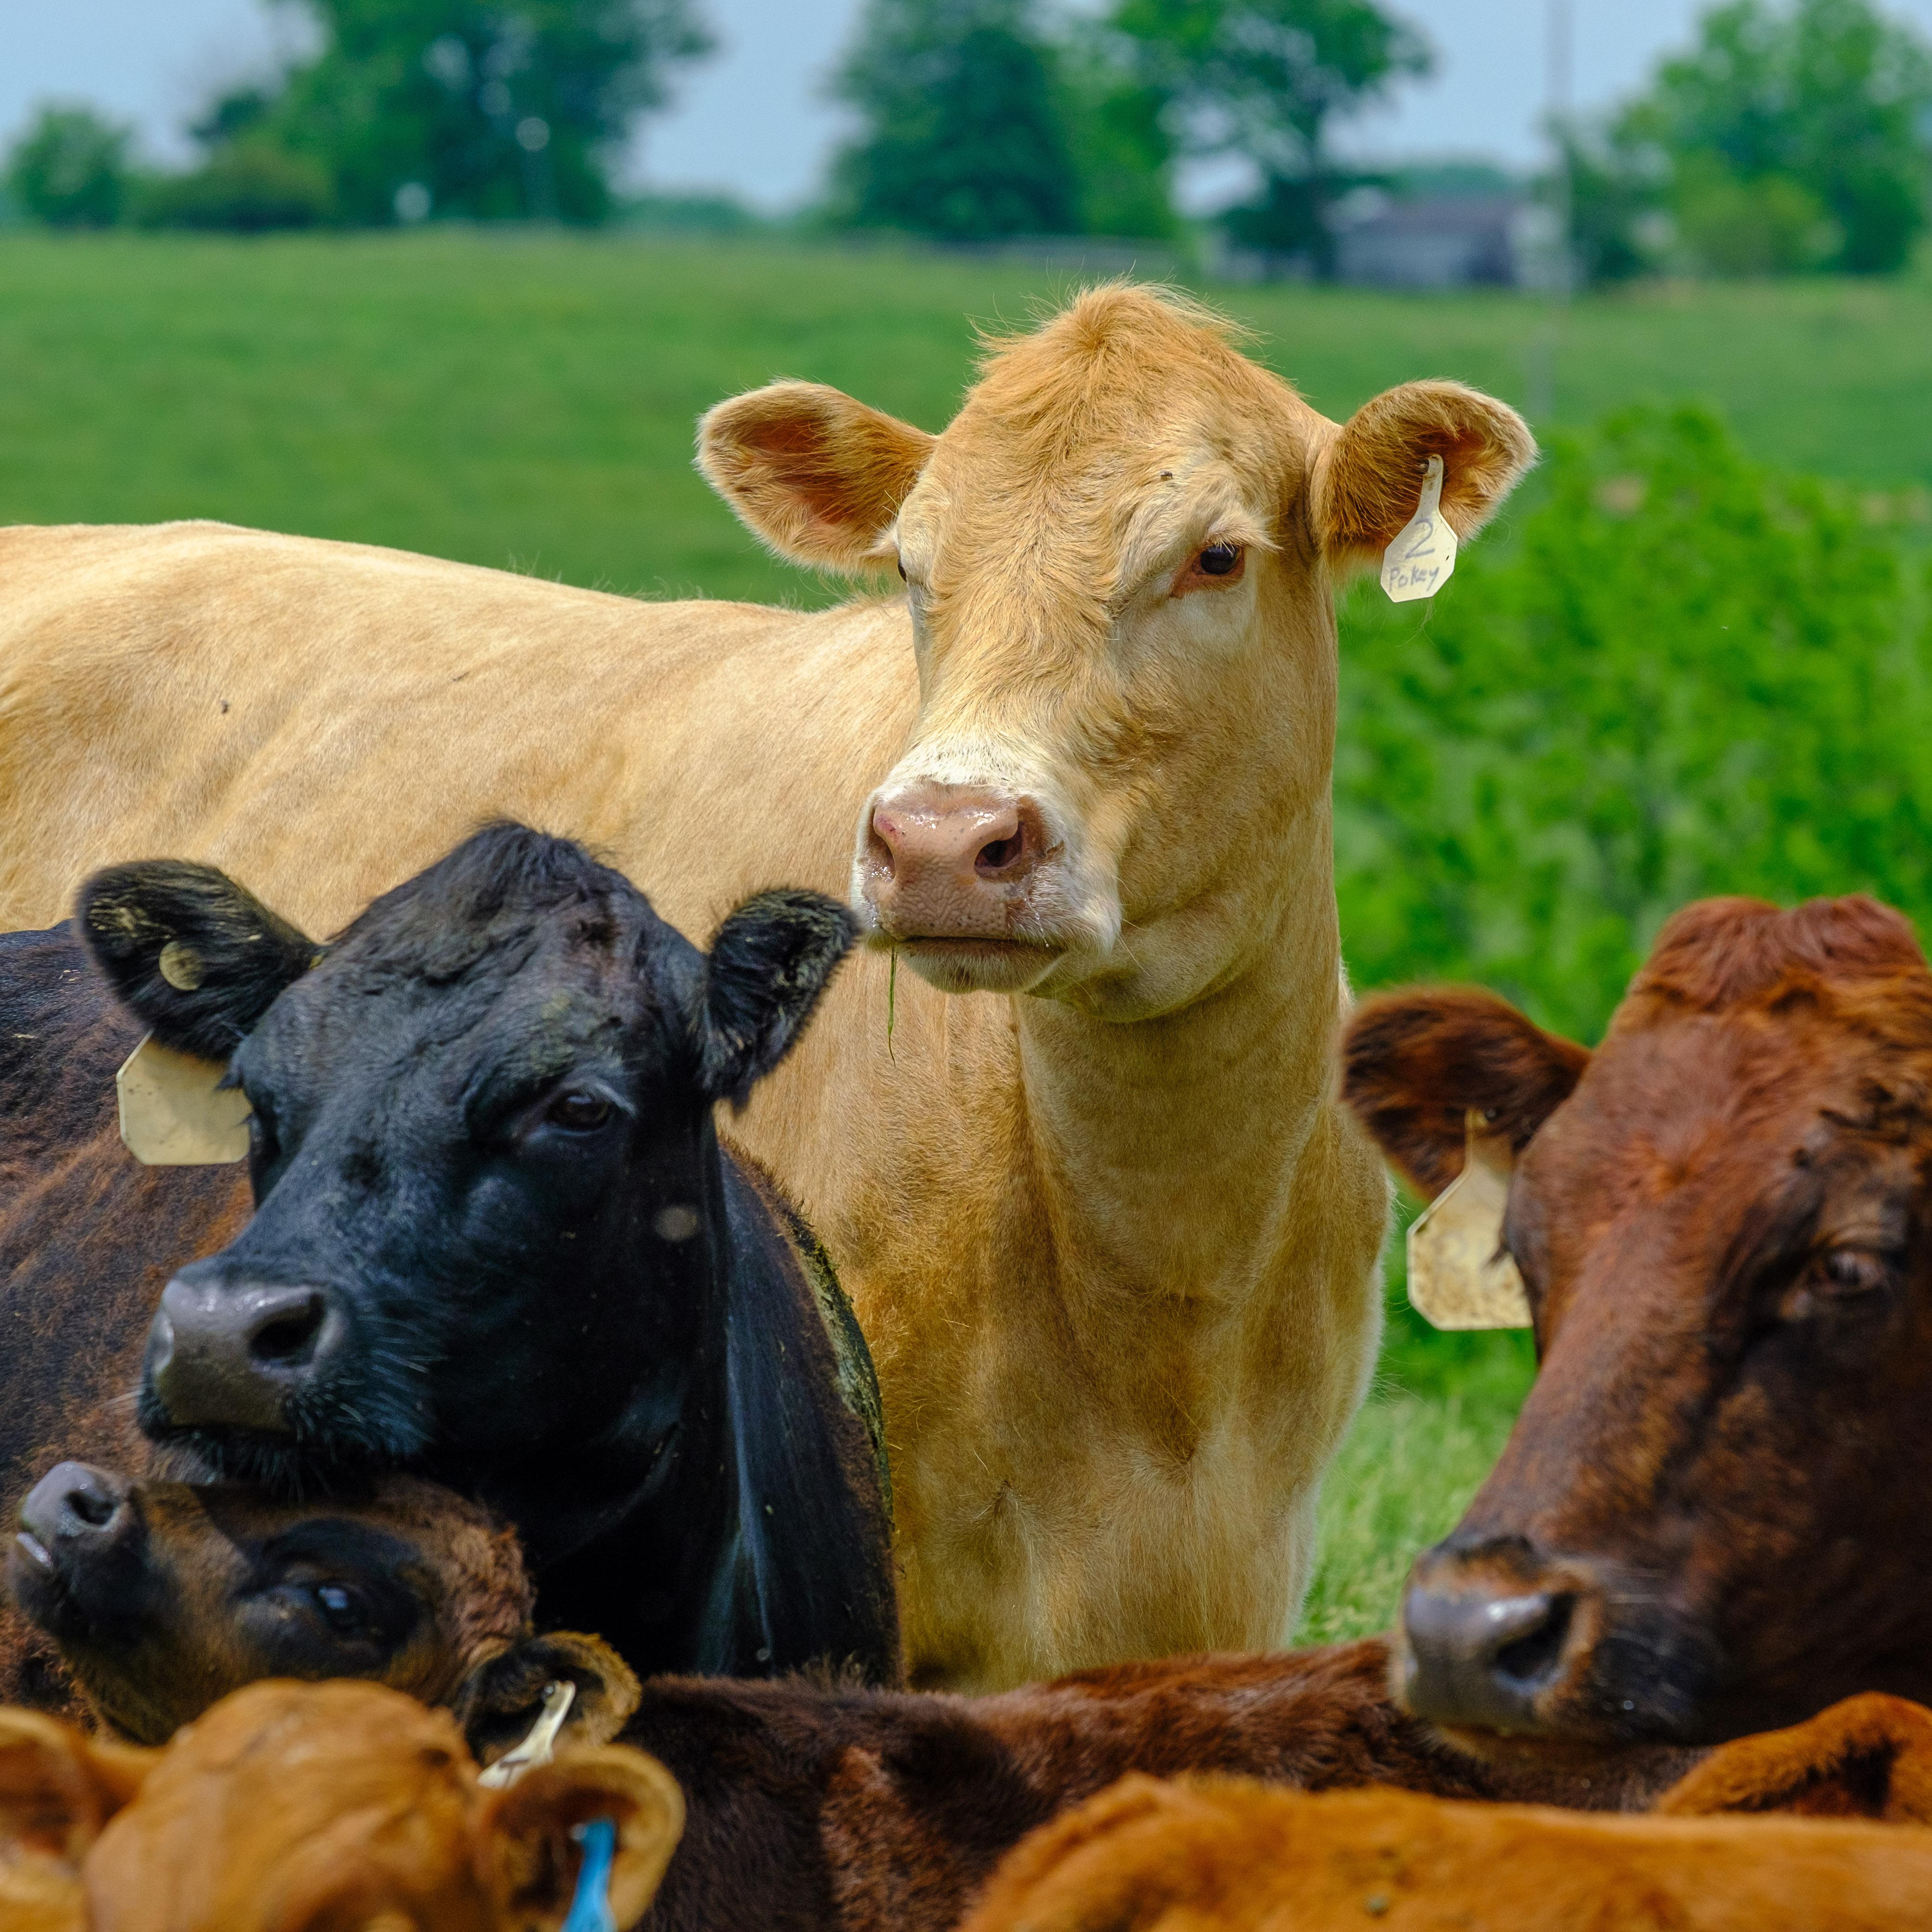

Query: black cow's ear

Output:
[78, 862, 319, 1061]
[695, 889, 858, 1109]
[454, 1632, 642, 1766]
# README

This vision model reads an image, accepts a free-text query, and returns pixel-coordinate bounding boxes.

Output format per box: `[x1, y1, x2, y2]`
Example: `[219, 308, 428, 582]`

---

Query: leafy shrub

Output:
[138, 145, 335, 233]
[4, 104, 133, 228]
[1334, 405, 1929, 1042]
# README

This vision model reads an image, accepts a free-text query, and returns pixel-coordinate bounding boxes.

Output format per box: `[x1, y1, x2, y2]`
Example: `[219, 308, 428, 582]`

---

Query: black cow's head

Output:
[80, 826, 855, 1503]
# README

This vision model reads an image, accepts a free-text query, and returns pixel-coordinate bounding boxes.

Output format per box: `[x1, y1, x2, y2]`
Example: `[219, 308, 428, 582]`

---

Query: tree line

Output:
[5, 0, 1930, 280]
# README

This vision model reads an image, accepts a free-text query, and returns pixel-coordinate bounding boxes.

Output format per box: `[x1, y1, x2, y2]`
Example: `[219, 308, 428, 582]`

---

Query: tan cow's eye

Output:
[1199, 542, 1242, 576]
[1175, 542, 1247, 594]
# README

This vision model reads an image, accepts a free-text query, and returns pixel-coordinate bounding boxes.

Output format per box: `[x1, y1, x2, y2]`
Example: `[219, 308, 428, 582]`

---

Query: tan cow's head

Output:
[700, 286, 1533, 1015]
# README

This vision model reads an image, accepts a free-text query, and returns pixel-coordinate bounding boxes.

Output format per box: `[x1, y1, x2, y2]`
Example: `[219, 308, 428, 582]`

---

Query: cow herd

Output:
[0, 282, 1927, 1928]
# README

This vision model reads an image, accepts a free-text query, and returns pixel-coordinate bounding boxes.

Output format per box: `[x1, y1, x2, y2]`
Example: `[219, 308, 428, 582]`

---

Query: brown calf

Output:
[0, 1681, 681, 1932]
[1342, 894, 1932, 1748]
[4, 1464, 635, 1759]
[957, 1740, 1932, 1932]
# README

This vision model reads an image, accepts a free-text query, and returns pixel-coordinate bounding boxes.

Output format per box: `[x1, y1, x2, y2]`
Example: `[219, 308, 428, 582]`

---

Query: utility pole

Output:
[1528, 0, 1574, 426]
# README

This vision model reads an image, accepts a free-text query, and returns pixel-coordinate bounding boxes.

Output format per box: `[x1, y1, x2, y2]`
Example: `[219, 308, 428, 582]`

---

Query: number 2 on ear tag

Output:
[1380, 453, 1457, 603]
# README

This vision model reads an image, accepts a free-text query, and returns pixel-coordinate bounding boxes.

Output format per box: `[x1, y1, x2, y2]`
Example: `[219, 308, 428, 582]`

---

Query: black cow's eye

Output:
[546, 1090, 614, 1132]
[313, 1584, 367, 1635]
[1199, 542, 1242, 576]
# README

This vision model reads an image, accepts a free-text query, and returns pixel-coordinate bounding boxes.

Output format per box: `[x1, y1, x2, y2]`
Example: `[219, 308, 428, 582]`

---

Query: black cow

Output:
[0, 825, 898, 1692]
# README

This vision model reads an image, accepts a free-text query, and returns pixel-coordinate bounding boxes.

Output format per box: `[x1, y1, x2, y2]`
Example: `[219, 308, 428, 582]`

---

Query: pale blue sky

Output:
[6, 0, 1932, 211]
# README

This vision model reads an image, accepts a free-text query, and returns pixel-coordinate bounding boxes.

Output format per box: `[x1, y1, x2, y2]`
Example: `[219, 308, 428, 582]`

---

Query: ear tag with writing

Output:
[1380, 453, 1457, 603]
[116, 1033, 251, 1166]
[1405, 1111, 1531, 1330]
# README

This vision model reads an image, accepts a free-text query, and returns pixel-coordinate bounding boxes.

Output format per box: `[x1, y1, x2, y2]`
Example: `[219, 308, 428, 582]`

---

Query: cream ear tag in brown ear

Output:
[116, 1034, 251, 1165]
[1405, 1110, 1531, 1330]
[1380, 453, 1458, 603]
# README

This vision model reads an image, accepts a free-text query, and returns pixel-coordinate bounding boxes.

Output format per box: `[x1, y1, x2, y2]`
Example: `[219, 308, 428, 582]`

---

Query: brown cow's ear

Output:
[454, 1632, 643, 1767]
[1653, 1692, 1932, 1824]
[79, 861, 319, 1062]
[1311, 380, 1535, 579]
[481, 1748, 685, 1932]
[697, 380, 935, 572]
[1341, 988, 1590, 1199]
[0, 1708, 158, 1871]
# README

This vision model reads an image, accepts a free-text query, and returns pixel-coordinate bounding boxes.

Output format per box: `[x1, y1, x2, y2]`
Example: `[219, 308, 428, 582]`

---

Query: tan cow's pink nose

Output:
[863, 785, 1048, 937]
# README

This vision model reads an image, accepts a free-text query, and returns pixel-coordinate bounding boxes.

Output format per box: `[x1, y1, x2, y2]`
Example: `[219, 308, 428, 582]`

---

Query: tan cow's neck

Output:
[1013, 801, 1342, 1312]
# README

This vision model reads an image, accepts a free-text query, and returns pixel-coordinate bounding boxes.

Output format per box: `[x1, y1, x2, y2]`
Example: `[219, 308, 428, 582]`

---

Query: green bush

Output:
[1673, 157, 1840, 275]
[5, 105, 133, 228]
[1334, 405, 1929, 1043]
[138, 145, 335, 233]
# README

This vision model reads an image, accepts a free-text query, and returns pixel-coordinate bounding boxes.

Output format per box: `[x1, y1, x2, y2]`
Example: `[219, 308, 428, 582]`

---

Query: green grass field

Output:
[2, 228, 1918, 1643]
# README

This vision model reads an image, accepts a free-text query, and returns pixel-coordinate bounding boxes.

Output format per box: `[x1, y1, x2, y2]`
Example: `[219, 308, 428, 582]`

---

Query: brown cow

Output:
[1340, 893, 1932, 1749]
[0, 285, 1534, 1686]
[4, 1462, 635, 1759]
[0, 1681, 683, 1932]
[957, 1750, 1932, 1932]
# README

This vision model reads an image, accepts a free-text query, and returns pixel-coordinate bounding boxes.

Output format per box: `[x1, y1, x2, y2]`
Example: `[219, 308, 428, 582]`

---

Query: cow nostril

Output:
[248, 1294, 327, 1367]
[1493, 1593, 1573, 1687]
[867, 816, 898, 882]
[976, 832, 1023, 875]
[65, 1482, 117, 1530]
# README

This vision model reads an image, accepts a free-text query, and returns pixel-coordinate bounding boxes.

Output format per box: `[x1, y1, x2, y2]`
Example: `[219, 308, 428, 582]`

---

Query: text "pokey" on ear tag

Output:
[1380, 453, 1457, 603]
[116, 1033, 251, 1166]
[1404, 1110, 1531, 1330]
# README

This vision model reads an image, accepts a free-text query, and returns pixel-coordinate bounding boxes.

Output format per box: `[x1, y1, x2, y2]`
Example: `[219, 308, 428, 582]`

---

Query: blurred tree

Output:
[195, 0, 713, 226]
[1108, 0, 1431, 276]
[1058, 27, 1177, 239]
[1619, 0, 1932, 275]
[830, 0, 1082, 238]
[4, 104, 135, 228]
[138, 144, 336, 232]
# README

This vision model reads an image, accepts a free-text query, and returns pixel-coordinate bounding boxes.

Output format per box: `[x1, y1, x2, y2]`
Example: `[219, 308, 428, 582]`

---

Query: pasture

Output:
[2, 228, 1925, 1644]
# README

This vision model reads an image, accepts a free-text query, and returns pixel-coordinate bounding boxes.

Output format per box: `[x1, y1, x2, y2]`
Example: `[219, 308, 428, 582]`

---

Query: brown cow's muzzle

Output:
[858, 782, 1053, 943]
[1398, 1540, 1615, 1739]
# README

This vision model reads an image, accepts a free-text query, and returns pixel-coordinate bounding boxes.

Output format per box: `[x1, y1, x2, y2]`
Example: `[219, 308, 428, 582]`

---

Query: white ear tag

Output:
[1405, 1111, 1532, 1330]
[116, 1033, 251, 1166]
[1380, 453, 1457, 603]
[478, 1679, 577, 1788]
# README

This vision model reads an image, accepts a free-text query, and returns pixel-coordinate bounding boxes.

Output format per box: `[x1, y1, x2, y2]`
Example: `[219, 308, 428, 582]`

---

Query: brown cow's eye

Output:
[546, 1091, 614, 1132]
[313, 1584, 368, 1635]
[1817, 1248, 1891, 1296]
[1199, 542, 1242, 576]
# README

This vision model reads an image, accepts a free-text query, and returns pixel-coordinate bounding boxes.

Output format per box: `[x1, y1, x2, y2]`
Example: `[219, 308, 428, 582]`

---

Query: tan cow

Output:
[0, 286, 1532, 1689]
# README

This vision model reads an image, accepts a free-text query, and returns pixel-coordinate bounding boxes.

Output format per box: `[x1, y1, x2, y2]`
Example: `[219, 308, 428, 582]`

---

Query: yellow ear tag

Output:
[1380, 453, 1457, 603]
[116, 1033, 251, 1166]
[1404, 1111, 1531, 1330]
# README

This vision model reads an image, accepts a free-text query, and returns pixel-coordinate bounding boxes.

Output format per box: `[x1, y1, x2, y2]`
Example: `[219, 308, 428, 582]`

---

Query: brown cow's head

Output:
[1343, 894, 1932, 1748]
[6, 1465, 636, 1756]
[83, 1681, 683, 1932]
[699, 285, 1533, 1017]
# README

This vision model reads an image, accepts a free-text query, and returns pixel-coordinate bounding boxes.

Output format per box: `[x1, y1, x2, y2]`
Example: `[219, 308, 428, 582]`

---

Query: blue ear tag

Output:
[561, 1818, 617, 1932]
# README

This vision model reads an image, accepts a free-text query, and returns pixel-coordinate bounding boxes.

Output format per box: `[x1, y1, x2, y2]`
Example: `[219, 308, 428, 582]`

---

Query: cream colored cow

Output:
[0, 286, 1531, 1690]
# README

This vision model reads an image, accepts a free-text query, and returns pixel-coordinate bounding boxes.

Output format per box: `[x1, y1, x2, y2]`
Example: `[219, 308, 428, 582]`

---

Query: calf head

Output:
[6, 1464, 635, 1755]
[83, 1680, 683, 1932]
[700, 286, 1533, 1017]
[1344, 895, 1932, 1747]
[79, 826, 854, 1538]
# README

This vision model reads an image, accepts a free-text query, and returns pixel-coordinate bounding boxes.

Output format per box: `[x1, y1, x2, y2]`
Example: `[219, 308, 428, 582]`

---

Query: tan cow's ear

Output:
[697, 380, 935, 573]
[454, 1632, 643, 1767]
[1312, 380, 1535, 578]
[0, 1709, 157, 1870]
[1341, 988, 1589, 1201]
[481, 1748, 685, 1932]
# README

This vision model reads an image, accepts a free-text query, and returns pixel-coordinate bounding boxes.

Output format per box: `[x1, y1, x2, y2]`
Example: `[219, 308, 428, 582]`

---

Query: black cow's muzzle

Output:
[144, 1274, 350, 1434]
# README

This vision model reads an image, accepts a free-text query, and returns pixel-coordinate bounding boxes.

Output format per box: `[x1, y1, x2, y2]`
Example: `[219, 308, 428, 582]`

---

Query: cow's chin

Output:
[894, 937, 1066, 996]
[137, 1380, 424, 1499]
